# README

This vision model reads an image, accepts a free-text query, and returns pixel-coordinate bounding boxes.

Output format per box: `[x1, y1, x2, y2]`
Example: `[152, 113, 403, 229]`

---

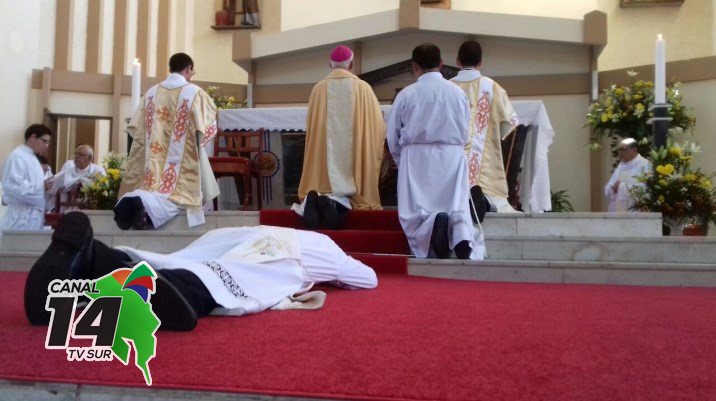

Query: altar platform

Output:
[216, 100, 554, 213]
[2, 210, 714, 287]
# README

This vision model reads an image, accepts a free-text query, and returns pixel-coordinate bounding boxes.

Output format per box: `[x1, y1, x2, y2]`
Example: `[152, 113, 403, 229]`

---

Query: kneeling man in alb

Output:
[387, 43, 484, 260]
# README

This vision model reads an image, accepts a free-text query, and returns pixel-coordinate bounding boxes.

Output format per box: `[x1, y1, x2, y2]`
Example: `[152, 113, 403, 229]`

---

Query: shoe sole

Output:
[454, 240, 472, 260]
[317, 196, 342, 230]
[153, 275, 198, 332]
[431, 212, 450, 259]
[302, 191, 320, 230]
[24, 212, 93, 325]
[470, 186, 487, 224]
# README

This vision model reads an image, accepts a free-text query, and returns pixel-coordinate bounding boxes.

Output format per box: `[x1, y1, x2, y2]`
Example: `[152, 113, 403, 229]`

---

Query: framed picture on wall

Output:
[620, 0, 684, 7]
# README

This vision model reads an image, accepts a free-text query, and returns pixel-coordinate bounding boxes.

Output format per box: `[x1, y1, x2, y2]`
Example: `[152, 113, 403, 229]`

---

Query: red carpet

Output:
[261, 210, 411, 255]
[2, 271, 715, 400]
[260, 209, 403, 231]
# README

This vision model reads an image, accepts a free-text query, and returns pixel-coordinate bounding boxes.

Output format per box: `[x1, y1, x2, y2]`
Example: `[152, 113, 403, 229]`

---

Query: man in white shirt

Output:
[604, 138, 651, 212]
[386, 43, 484, 260]
[25, 212, 378, 331]
[50, 144, 106, 212]
[0, 124, 53, 231]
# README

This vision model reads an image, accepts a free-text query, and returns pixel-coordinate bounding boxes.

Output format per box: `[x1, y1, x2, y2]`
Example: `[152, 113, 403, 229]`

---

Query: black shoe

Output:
[302, 190, 320, 229]
[114, 196, 146, 230]
[454, 240, 472, 260]
[470, 186, 488, 224]
[132, 211, 153, 230]
[431, 212, 450, 259]
[153, 274, 198, 332]
[317, 195, 343, 230]
[24, 212, 93, 325]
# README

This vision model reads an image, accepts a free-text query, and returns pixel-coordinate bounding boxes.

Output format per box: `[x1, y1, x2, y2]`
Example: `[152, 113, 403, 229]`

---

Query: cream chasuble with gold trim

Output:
[297, 68, 385, 210]
[452, 70, 518, 200]
[121, 73, 218, 225]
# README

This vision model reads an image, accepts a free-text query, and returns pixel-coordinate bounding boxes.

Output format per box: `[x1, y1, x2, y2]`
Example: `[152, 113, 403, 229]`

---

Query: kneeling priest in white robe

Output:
[387, 44, 484, 260]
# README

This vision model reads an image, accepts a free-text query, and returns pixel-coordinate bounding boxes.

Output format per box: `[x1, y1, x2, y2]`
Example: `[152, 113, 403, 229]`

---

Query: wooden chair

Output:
[209, 129, 265, 210]
[501, 124, 531, 210]
[54, 184, 84, 213]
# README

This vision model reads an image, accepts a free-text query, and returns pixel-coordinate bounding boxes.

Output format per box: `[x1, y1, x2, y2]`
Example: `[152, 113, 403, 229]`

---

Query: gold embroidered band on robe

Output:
[452, 76, 518, 199]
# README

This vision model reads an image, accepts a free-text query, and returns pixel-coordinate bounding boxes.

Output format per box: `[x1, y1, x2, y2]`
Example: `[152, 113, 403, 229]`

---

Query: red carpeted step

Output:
[317, 229, 410, 255]
[349, 253, 408, 275]
[260, 209, 402, 231]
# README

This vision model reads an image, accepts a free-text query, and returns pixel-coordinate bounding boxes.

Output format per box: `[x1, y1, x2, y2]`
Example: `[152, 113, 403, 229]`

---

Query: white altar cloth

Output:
[219, 100, 553, 212]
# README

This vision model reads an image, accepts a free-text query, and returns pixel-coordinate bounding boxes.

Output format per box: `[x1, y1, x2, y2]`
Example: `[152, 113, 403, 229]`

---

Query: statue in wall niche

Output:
[240, 0, 260, 26]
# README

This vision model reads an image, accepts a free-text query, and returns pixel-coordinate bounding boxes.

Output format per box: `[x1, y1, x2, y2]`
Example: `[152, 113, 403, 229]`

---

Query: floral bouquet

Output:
[206, 85, 246, 109]
[631, 141, 716, 233]
[586, 70, 695, 160]
[80, 152, 127, 210]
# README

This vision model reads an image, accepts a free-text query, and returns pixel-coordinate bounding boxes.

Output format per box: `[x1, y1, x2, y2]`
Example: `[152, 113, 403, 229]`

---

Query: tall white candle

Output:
[654, 34, 666, 104]
[591, 70, 598, 100]
[131, 58, 141, 112]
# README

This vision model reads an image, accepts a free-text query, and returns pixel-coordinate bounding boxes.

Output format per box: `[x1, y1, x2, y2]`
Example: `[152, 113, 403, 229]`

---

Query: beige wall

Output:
[191, 0, 248, 84]
[257, 31, 591, 85]
[280, 0, 399, 31]
[452, 0, 598, 19]
[596, 0, 715, 71]
[681, 80, 716, 175]
[0, 0, 46, 159]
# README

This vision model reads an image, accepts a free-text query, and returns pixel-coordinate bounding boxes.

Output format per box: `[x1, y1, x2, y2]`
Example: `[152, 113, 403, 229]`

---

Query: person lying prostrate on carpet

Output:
[24, 212, 378, 331]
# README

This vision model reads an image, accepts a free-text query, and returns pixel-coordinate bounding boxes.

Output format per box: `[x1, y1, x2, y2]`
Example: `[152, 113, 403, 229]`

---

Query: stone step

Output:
[80, 210, 259, 231]
[409, 259, 716, 287]
[3, 229, 715, 263]
[485, 235, 716, 263]
[76, 210, 663, 237]
[3, 251, 713, 287]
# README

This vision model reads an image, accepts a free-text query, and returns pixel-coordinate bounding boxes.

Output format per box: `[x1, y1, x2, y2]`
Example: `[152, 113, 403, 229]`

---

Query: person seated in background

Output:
[0, 124, 53, 231]
[49, 144, 106, 211]
[604, 138, 651, 212]
[24, 212, 378, 331]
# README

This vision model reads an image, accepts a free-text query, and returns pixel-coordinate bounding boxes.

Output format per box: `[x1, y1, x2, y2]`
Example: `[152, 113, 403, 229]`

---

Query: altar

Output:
[217, 100, 554, 212]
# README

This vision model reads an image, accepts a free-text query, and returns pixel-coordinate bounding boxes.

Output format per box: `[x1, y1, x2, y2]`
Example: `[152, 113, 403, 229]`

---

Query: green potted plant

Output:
[549, 189, 574, 212]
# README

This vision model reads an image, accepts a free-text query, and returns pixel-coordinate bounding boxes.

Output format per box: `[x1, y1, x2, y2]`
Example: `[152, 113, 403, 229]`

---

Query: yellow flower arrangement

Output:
[205, 85, 246, 109]
[586, 70, 695, 160]
[80, 152, 127, 210]
[631, 141, 716, 233]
